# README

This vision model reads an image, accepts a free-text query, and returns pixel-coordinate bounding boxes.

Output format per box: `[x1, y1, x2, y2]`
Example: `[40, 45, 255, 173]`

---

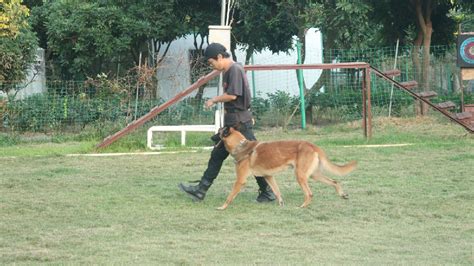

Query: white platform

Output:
[147, 111, 221, 150]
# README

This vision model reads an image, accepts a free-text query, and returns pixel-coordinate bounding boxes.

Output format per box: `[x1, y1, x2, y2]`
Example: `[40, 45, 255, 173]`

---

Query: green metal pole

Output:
[296, 40, 306, 129]
[251, 54, 256, 98]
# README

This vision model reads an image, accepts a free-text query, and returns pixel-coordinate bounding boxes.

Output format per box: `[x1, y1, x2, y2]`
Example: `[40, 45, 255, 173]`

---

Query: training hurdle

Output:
[147, 110, 220, 150]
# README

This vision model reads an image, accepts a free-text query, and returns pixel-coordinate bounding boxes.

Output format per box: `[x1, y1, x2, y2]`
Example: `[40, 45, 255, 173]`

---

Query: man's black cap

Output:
[203, 43, 227, 61]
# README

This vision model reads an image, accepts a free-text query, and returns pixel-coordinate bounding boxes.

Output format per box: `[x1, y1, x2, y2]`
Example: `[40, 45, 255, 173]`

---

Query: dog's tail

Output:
[319, 154, 357, 176]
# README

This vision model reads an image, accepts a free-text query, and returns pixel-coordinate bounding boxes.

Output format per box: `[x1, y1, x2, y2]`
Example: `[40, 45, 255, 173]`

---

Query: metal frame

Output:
[96, 63, 373, 149]
[244, 62, 372, 138]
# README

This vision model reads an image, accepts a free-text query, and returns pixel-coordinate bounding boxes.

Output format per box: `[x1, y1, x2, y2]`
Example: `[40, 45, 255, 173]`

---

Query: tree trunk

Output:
[309, 28, 336, 92]
[412, 0, 423, 78]
[413, 0, 433, 115]
[421, 23, 432, 114]
[245, 45, 254, 65]
[413, 31, 423, 115]
[305, 28, 337, 125]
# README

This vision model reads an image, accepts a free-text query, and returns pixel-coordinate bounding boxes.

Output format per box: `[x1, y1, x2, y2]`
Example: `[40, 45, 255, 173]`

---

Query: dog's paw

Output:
[216, 205, 228, 210]
[341, 193, 349, 199]
[278, 200, 284, 207]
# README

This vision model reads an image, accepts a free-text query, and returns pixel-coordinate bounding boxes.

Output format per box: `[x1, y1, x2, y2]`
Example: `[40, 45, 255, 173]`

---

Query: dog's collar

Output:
[232, 139, 253, 163]
[232, 139, 248, 154]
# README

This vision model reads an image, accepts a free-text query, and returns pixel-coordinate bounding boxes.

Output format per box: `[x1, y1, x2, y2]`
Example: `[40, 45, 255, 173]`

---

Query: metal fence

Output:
[1, 45, 472, 134]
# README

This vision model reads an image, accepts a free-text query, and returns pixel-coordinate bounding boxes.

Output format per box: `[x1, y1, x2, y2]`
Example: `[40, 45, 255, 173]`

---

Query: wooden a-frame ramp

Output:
[371, 66, 474, 134]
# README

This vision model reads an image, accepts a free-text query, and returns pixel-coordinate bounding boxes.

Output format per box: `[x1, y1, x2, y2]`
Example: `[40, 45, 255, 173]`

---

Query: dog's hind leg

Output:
[295, 172, 313, 208]
[295, 151, 316, 208]
[264, 176, 284, 206]
[312, 173, 348, 199]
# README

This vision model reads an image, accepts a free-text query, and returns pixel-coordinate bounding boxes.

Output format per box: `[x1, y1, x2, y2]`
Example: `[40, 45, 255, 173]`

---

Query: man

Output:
[179, 42, 276, 203]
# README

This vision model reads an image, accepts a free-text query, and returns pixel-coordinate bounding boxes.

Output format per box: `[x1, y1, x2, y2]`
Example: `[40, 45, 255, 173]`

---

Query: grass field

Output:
[1, 117, 473, 264]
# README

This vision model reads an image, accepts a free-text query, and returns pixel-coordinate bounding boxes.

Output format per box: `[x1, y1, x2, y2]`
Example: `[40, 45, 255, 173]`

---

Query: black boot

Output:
[178, 179, 212, 201]
[255, 177, 276, 203]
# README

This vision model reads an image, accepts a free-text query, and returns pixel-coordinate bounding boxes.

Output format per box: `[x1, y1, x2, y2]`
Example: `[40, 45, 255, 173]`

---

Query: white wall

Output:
[241, 28, 323, 98]
[2, 48, 47, 100]
[155, 36, 195, 100]
[156, 28, 323, 100]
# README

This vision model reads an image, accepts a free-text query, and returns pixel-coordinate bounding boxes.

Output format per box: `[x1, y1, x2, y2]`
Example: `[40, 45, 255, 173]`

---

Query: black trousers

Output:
[200, 121, 270, 191]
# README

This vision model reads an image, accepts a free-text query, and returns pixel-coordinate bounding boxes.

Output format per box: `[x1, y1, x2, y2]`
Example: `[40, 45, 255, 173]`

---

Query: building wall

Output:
[156, 28, 323, 100]
[5, 48, 47, 100]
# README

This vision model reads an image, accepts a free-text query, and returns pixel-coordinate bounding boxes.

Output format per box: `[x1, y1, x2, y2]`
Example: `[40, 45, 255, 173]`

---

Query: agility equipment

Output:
[371, 66, 474, 133]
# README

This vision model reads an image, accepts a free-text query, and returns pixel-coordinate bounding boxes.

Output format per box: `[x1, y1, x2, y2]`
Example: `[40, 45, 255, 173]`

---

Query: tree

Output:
[368, 0, 471, 114]
[228, 1, 375, 124]
[32, 1, 133, 79]
[0, 0, 38, 99]
[0, 0, 29, 37]
[173, 0, 221, 103]
[31, 0, 189, 80]
[232, 0, 300, 63]
[295, 0, 375, 94]
[175, 0, 220, 52]
[112, 0, 189, 67]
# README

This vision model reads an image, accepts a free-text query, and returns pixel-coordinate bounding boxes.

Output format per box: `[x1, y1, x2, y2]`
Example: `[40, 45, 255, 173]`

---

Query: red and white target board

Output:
[458, 33, 474, 80]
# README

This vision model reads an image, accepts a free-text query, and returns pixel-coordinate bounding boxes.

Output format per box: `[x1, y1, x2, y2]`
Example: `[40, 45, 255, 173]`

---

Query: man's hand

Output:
[205, 99, 215, 108]
[204, 94, 237, 109]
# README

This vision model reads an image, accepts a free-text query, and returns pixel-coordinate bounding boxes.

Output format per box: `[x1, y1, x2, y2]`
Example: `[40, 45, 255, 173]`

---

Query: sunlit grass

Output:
[1, 117, 473, 264]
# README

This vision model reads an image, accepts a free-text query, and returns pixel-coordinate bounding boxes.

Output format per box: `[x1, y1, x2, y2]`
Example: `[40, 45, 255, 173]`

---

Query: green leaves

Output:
[0, 1, 37, 87]
[31, 0, 190, 80]
[233, 0, 299, 54]
[0, 28, 38, 87]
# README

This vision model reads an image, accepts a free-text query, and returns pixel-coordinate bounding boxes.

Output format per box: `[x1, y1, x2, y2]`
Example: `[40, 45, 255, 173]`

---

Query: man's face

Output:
[207, 55, 223, 71]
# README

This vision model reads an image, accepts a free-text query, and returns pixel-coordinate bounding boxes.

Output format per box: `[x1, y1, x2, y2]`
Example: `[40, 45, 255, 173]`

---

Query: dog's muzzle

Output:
[210, 133, 221, 144]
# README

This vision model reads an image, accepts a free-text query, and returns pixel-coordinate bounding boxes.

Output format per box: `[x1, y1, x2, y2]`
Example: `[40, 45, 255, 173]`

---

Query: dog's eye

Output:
[223, 127, 230, 137]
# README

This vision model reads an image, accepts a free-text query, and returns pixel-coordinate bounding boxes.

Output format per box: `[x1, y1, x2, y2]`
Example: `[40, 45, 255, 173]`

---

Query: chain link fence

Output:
[1, 45, 472, 134]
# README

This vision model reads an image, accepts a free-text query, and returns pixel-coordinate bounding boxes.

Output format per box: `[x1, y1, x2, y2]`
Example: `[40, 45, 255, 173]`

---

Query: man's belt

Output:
[225, 109, 248, 114]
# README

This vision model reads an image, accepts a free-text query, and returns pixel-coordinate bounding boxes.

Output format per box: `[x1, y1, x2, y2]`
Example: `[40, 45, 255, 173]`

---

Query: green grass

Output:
[1, 117, 473, 264]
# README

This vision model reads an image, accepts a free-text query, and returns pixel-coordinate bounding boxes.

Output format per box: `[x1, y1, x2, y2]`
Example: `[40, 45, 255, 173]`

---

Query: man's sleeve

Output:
[226, 67, 244, 96]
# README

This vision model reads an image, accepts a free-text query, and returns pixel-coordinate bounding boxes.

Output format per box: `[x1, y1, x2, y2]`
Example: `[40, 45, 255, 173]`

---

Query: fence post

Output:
[366, 66, 372, 138]
[296, 39, 306, 129]
[251, 54, 257, 98]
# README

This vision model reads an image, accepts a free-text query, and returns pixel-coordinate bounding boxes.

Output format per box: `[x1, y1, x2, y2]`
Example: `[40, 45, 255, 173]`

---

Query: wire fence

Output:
[0, 45, 472, 134]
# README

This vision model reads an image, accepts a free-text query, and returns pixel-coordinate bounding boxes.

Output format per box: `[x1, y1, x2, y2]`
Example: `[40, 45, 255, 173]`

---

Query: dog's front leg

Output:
[264, 176, 284, 206]
[217, 161, 250, 210]
[216, 178, 246, 210]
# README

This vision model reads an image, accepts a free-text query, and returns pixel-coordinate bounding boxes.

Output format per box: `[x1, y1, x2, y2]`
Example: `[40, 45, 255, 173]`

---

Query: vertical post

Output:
[405, 60, 408, 81]
[221, 0, 226, 25]
[296, 40, 306, 129]
[388, 38, 399, 117]
[251, 54, 257, 98]
[134, 52, 142, 120]
[218, 74, 224, 128]
[365, 67, 372, 138]
[362, 68, 367, 138]
[447, 64, 452, 93]
[210, 0, 231, 128]
[460, 70, 465, 112]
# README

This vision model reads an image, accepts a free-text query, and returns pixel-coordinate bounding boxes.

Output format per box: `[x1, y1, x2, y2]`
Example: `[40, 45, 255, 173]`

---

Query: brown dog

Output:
[217, 127, 356, 210]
